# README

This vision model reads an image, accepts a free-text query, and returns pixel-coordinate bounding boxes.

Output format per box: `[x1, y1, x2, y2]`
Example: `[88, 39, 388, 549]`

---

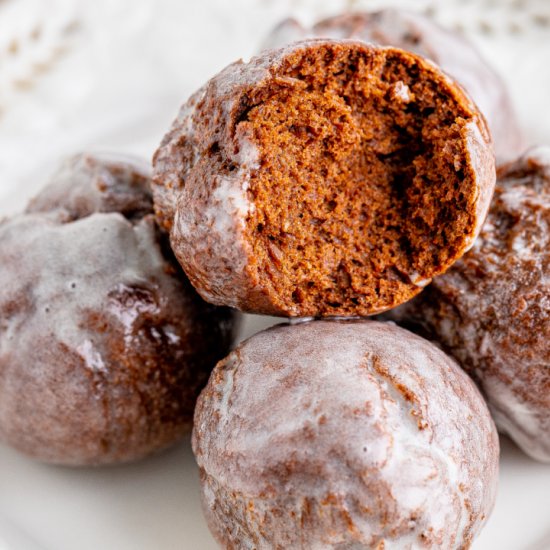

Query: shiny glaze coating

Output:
[0, 153, 238, 466]
[193, 320, 499, 549]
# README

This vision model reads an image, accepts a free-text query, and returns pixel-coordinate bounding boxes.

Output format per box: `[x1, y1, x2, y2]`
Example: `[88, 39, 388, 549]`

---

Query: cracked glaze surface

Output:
[193, 320, 499, 549]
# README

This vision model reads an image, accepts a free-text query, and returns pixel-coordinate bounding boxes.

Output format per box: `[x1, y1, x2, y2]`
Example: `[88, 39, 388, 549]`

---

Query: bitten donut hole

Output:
[240, 46, 477, 315]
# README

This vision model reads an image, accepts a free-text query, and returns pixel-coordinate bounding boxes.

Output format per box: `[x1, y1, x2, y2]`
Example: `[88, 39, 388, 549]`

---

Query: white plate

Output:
[0, 1, 549, 549]
[1, 428, 549, 550]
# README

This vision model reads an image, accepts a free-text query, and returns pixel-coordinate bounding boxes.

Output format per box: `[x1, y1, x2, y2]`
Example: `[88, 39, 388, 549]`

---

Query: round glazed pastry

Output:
[26, 152, 154, 220]
[383, 147, 550, 463]
[263, 10, 524, 161]
[193, 320, 499, 549]
[0, 153, 238, 466]
[153, 39, 495, 317]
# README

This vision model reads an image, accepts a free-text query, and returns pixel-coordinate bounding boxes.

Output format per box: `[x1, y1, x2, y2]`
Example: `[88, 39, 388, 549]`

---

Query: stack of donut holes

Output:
[1, 8, 547, 550]
[154, 10, 547, 550]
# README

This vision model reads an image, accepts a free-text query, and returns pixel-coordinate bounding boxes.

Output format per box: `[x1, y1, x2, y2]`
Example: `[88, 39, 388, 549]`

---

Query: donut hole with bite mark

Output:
[238, 45, 480, 316]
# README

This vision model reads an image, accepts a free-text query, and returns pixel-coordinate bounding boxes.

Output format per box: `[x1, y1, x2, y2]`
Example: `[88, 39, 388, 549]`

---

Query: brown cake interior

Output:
[238, 45, 477, 316]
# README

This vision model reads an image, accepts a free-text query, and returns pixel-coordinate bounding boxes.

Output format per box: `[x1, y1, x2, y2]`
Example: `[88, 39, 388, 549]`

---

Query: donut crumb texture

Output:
[242, 46, 477, 315]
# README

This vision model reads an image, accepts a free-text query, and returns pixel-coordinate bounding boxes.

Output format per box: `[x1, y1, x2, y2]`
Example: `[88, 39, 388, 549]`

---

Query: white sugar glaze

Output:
[0, 212, 168, 369]
[194, 320, 499, 549]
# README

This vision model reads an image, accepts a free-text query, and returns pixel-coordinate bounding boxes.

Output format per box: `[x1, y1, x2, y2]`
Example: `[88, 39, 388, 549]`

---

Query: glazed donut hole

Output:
[193, 320, 499, 549]
[26, 152, 154, 222]
[156, 40, 495, 318]
[0, 153, 239, 466]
